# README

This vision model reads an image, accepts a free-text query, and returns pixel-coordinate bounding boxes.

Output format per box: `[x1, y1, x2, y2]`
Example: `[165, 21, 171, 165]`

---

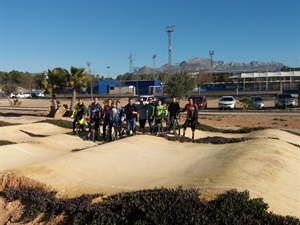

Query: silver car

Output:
[275, 94, 296, 108]
[251, 96, 264, 109]
[218, 96, 236, 109]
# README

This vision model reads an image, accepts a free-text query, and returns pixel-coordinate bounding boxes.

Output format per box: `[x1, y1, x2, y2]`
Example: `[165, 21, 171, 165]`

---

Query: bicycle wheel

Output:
[104, 127, 110, 142]
[91, 128, 96, 142]
[75, 122, 80, 136]
[111, 126, 118, 141]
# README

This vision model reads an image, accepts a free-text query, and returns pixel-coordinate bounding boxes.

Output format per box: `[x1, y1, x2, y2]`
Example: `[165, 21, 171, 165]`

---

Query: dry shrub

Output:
[0, 171, 52, 193]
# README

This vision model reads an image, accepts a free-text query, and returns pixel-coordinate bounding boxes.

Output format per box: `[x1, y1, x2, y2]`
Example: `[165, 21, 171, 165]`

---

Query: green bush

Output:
[239, 97, 252, 109]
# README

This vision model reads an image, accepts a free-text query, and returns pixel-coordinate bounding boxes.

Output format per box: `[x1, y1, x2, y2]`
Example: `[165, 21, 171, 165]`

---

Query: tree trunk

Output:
[49, 93, 58, 117]
[70, 88, 77, 112]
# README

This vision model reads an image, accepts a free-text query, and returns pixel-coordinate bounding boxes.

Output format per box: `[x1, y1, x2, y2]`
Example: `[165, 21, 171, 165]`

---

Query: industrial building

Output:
[97, 80, 162, 95]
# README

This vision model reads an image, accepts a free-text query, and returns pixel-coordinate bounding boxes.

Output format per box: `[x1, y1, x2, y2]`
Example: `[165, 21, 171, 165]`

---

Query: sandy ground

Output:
[0, 98, 300, 223]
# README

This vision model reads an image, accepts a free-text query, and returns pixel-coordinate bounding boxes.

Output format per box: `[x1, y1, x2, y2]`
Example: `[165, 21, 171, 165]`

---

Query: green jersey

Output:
[147, 102, 155, 118]
[154, 105, 168, 120]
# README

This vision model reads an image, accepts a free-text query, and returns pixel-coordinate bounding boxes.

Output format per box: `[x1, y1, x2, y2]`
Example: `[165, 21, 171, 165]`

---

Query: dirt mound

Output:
[1, 127, 299, 218]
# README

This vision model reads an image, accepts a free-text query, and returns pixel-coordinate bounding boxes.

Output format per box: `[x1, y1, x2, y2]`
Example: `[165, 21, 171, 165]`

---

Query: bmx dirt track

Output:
[0, 98, 300, 224]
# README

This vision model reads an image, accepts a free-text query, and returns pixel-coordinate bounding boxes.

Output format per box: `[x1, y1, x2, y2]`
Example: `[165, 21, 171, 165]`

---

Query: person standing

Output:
[137, 98, 148, 134]
[102, 98, 113, 141]
[182, 97, 199, 139]
[110, 100, 124, 139]
[87, 97, 102, 138]
[167, 96, 181, 132]
[147, 97, 156, 134]
[153, 99, 168, 133]
[124, 98, 138, 136]
[71, 98, 87, 133]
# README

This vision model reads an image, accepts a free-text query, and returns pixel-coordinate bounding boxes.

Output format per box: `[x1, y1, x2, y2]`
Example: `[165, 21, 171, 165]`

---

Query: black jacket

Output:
[124, 104, 137, 120]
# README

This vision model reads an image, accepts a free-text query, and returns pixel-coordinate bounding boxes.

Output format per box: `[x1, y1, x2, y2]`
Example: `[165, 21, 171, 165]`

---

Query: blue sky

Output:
[0, 0, 299, 78]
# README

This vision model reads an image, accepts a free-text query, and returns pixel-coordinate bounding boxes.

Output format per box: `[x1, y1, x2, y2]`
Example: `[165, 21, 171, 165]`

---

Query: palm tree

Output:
[43, 68, 67, 112]
[66, 66, 88, 112]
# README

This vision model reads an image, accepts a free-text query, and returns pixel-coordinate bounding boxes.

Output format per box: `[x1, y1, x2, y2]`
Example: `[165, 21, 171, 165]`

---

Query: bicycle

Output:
[103, 121, 111, 142]
[75, 117, 86, 138]
[111, 122, 126, 141]
[87, 119, 102, 142]
[152, 118, 164, 136]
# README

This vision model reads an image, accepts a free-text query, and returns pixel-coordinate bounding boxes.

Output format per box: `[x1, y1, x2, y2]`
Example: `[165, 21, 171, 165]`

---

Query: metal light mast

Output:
[107, 66, 110, 78]
[86, 61, 93, 99]
[128, 50, 134, 73]
[152, 54, 156, 68]
[166, 25, 175, 66]
[209, 50, 214, 83]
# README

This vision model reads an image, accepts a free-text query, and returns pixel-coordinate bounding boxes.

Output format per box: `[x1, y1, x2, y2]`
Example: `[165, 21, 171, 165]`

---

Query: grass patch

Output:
[198, 124, 268, 134]
[0, 140, 16, 146]
[0, 120, 20, 127]
[37, 119, 73, 129]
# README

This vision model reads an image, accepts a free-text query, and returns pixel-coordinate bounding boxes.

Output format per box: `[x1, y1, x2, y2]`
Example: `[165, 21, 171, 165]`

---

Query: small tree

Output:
[164, 72, 196, 98]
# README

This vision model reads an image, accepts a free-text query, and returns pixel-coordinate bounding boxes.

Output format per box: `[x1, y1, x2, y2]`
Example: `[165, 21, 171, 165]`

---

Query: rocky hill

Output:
[134, 58, 284, 75]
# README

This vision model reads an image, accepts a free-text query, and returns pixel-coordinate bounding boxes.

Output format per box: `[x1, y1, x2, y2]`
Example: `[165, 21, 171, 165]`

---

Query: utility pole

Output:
[166, 25, 175, 66]
[86, 61, 93, 99]
[209, 50, 214, 83]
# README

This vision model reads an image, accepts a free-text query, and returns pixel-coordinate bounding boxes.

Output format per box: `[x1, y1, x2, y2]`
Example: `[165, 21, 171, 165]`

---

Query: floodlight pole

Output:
[86, 61, 93, 99]
[209, 50, 214, 83]
[166, 25, 175, 66]
[107, 66, 110, 78]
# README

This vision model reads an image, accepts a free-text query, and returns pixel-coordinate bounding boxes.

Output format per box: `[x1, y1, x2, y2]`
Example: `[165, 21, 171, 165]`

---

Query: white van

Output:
[134, 95, 157, 105]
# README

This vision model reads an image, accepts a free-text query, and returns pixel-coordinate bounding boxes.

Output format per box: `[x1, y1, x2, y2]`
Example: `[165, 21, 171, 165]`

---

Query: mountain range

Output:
[133, 57, 284, 75]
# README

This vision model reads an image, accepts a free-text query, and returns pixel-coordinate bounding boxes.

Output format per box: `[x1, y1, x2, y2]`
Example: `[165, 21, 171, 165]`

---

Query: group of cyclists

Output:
[71, 95, 199, 141]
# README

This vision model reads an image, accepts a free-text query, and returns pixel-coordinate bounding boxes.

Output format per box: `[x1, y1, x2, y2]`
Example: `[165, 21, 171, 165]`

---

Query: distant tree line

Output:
[1, 65, 299, 112]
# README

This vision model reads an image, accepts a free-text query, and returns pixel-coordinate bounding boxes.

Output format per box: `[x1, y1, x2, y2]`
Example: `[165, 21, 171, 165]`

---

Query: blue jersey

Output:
[110, 107, 124, 124]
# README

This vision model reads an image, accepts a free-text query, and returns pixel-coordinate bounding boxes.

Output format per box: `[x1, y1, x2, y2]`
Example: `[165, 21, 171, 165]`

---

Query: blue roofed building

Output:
[97, 80, 162, 95]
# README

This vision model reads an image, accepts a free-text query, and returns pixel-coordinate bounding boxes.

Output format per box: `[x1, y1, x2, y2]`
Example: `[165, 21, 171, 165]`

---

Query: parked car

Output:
[192, 96, 207, 109]
[251, 96, 264, 109]
[10, 93, 17, 98]
[274, 93, 296, 108]
[37, 91, 46, 97]
[16, 93, 31, 98]
[11, 92, 31, 98]
[218, 96, 236, 109]
[134, 95, 157, 105]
